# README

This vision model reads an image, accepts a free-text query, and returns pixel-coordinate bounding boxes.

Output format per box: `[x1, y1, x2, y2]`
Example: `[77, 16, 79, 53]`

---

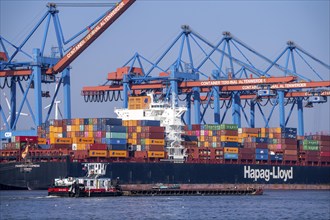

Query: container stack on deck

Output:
[123, 120, 166, 159]
[1, 119, 329, 165]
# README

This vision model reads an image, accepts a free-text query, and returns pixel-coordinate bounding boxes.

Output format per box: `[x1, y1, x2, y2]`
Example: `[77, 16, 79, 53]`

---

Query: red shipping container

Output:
[318, 141, 330, 146]
[312, 135, 330, 141]
[145, 145, 164, 151]
[191, 124, 201, 130]
[15, 136, 38, 143]
[218, 130, 238, 136]
[320, 151, 330, 157]
[134, 151, 147, 158]
[90, 143, 107, 150]
[239, 148, 255, 154]
[239, 153, 255, 160]
[280, 138, 297, 145]
[283, 155, 297, 161]
[141, 126, 165, 133]
[320, 146, 330, 152]
[283, 144, 297, 150]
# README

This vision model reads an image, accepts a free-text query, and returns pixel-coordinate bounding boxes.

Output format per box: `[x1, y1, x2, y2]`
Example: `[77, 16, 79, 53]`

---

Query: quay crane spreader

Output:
[0, 0, 135, 139]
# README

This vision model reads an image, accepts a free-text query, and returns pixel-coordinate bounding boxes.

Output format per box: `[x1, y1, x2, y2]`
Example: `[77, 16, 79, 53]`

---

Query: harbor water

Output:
[1, 190, 329, 220]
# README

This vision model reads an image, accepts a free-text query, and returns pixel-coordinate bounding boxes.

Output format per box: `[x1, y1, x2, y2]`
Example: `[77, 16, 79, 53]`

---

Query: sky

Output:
[0, 0, 329, 134]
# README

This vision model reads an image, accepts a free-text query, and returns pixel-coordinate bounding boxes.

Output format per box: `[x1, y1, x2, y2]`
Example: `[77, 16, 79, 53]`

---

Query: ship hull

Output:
[1, 162, 329, 190]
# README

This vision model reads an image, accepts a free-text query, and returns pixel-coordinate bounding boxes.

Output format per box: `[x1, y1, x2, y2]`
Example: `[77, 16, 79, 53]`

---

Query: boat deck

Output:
[123, 188, 263, 196]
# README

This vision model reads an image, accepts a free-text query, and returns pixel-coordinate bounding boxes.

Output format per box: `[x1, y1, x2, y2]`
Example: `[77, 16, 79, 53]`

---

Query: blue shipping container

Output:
[105, 118, 122, 126]
[224, 153, 238, 160]
[255, 148, 269, 155]
[108, 144, 127, 150]
[281, 127, 297, 134]
[140, 120, 161, 127]
[221, 142, 239, 147]
[106, 125, 127, 133]
[281, 133, 297, 139]
[253, 137, 269, 143]
[255, 154, 268, 160]
[109, 139, 127, 145]
[270, 154, 283, 161]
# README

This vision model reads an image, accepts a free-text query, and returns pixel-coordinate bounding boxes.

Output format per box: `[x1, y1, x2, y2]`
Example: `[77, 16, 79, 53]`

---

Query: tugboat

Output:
[48, 163, 122, 197]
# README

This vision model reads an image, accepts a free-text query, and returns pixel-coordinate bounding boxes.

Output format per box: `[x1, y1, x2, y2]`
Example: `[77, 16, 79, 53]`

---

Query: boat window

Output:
[90, 180, 94, 186]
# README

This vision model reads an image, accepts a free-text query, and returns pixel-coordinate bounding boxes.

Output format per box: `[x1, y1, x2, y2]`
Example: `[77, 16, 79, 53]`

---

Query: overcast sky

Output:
[0, 0, 329, 134]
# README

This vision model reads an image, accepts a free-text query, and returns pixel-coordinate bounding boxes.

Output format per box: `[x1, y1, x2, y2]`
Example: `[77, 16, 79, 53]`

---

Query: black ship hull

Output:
[1, 161, 330, 190]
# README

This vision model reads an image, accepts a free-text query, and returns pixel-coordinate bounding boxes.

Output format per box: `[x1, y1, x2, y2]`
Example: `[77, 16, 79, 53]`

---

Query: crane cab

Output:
[308, 96, 327, 103]
[257, 85, 276, 97]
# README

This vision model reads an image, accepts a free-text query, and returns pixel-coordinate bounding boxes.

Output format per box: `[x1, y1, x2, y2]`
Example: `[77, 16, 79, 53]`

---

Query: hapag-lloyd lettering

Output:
[66, 1, 125, 59]
[244, 166, 293, 182]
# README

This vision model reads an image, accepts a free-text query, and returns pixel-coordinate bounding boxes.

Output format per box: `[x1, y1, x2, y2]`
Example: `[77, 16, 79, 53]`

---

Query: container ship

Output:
[1, 93, 329, 190]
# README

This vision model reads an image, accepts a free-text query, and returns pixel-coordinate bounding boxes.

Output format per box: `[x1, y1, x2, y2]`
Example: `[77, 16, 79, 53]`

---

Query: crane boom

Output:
[0, 0, 135, 78]
[46, 0, 135, 75]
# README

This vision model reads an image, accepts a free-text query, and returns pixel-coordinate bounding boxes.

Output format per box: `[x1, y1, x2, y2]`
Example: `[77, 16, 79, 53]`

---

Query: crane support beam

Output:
[46, 0, 136, 75]
[0, 69, 33, 77]
[82, 79, 330, 94]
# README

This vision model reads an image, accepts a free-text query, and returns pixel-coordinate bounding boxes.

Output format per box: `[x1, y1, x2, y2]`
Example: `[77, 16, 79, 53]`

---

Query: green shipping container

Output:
[303, 145, 319, 151]
[109, 132, 127, 139]
[220, 124, 238, 130]
[303, 140, 319, 146]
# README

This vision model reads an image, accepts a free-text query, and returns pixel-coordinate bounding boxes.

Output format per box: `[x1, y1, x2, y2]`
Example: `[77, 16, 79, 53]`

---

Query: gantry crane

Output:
[82, 25, 330, 136]
[0, 0, 135, 139]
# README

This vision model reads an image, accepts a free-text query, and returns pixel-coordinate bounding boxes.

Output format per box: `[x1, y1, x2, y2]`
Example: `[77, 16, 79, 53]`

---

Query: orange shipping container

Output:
[145, 139, 165, 145]
[224, 147, 239, 154]
[148, 151, 165, 158]
[38, 138, 47, 145]
[73, 137, 94, 144]
[50, 137, 72, 145]
[220, 136, 238, 142]
[108, 150, 128, 158]
[89, 150, 107, 157]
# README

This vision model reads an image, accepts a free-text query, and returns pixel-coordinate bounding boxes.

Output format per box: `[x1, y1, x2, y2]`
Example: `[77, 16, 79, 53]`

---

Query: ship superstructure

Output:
[115, 93, 187, 162]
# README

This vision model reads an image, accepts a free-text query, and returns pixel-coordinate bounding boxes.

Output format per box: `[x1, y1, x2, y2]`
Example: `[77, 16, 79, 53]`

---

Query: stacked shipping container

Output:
[123, 120, 166, 159]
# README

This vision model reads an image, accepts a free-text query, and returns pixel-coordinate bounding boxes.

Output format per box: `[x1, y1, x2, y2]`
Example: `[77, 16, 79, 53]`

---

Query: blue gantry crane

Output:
[82, 25, 330, 136]
[0, 0, 136, 139]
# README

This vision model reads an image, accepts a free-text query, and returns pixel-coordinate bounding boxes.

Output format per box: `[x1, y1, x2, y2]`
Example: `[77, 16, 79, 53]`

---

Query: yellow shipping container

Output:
[132, 133, 137, 139]
[204, 142, 209, 147]
[89, 150, 107, 157]
[73, 137, 94, 144]
[129, 120, 138, 126]
[122, 120, 129, 126]
[88, 132, 93, 138]
[74, 118, 80, 125]
[224, 147, 239, 154]
[50, 137, 72, 144]
[88, 125, 93, 132]
[109, 150, 128, 158]
[148, 151, 165, 158]
[145, 139, 165, 145]
[77, 144, 87, 150]
[38, 138, 47, 145]
[136, 126, 141, 133]
[200, 136, 205, 142]
[220, 136, 238, 142]
[54, 132, 62, 138]
[212, 136, 218, 142]
[269, 133, 274, 139]
[238, 137, 243, 143]
[49, 126, 55, 132]
[270, 127, 281, 134]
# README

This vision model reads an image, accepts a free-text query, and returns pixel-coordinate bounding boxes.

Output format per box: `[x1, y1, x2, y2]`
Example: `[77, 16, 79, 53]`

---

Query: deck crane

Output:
[0, 0, 135, 139]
